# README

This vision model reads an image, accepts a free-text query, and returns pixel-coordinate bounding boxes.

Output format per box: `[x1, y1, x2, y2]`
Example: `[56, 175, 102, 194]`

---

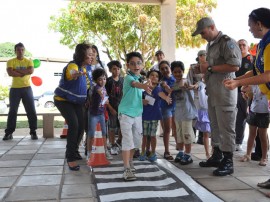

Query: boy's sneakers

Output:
[105, 150, 113, 160]
[123, 168, 137, 181]
[148, 153, 157, 162]
[174, 151, 184, 163]
[139, 153, 147, 161]
[146, 150, 151, 157]
[180, 154, 193, 165]
[110, 146, 119, 155]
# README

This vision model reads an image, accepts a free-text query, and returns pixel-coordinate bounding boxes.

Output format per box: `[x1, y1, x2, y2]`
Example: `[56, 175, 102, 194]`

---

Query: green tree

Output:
[0, 85, 9, 100]
[0, 42, 32, 58]
[49, 0, 216, 68]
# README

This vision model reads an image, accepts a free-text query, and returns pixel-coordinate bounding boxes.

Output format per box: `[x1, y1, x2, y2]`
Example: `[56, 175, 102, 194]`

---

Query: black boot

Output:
[213, 152, 234, 176]
[199, 147, 223, 167]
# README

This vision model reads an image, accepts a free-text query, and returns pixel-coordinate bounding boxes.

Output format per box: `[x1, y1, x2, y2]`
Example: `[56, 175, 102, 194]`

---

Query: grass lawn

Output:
[0, 107, 65, 129]
[0, 116, 64, 129]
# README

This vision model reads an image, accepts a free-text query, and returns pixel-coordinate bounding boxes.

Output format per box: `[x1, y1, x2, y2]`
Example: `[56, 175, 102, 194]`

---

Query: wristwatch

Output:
[207, 66, 213, 73]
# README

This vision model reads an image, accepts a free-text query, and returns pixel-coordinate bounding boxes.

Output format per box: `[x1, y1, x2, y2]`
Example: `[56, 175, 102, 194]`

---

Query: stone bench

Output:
[0, 112, 62, 138]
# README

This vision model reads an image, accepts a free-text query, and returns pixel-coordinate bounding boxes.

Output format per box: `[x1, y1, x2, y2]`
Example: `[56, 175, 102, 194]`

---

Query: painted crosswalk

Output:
[91, 159, 222, 202]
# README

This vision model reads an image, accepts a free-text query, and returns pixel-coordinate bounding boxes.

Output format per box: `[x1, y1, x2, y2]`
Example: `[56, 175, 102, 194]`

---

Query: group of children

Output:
[85, 51, 213, 181]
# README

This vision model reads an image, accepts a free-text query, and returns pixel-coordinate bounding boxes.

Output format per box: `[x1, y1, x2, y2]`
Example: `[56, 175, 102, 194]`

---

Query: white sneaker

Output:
[110, 146, 119, 155]
[235, 144, 243, 151]
[115, 142, 122, 151]
[123, 168, 137, 181]
[105, 150, 113, 160]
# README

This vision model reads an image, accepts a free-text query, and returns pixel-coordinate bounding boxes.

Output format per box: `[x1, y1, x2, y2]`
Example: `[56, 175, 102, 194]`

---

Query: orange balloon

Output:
[31, 76, 42, 86]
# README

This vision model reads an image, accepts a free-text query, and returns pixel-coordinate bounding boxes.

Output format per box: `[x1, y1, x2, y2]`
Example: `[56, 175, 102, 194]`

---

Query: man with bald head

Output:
[192, 17, 242, 176]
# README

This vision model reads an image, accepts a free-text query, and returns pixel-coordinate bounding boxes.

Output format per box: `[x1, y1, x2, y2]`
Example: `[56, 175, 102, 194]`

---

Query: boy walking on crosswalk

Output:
[118, 52, 152, 181]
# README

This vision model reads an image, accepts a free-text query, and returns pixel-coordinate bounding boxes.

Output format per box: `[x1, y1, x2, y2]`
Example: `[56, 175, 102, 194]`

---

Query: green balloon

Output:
[33, 59, 41, 68]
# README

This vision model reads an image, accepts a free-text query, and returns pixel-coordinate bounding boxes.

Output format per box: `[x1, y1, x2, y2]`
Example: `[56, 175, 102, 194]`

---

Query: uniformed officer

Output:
[192, 17, 242, 176]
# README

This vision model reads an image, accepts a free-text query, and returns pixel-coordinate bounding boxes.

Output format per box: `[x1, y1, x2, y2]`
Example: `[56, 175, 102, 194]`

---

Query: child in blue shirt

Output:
[87, 68, 111, 160]
[139, 70, 172, 162]
[171, 61, 197, 165]
[159, 60, 176, 161]
[118, 52, 152, 181]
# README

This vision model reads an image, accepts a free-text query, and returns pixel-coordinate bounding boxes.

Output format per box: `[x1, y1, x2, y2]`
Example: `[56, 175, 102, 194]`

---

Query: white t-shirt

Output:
[250, 85, 269, 113]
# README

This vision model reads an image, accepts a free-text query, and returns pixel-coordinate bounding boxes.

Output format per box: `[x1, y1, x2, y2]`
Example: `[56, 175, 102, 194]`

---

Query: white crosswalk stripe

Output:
[100, 188, 189, 202]
[94, 164, 158, 172]
[92, 159, 222, 202]
[97, 178, 176, 189]
[95, 169, 166, 179]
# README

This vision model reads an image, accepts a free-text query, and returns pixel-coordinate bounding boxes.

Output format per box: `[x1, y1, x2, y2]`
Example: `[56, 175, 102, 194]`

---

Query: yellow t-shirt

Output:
[7, 58, 34, 88]
[54, 63, 86, 101]
[255, 44, 270, 99]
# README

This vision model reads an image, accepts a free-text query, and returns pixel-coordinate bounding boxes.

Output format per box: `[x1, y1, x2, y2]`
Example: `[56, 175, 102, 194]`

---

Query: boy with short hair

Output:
[118, 52, 152, 181]
[139, 70, 172, 162]
[105, 60, 124, 155]
[171, 61, 197, 165]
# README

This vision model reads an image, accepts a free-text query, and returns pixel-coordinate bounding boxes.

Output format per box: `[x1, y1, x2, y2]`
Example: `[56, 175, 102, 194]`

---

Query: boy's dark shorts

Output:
[108, 114, 120, 130]
[246, 111, 269, 128]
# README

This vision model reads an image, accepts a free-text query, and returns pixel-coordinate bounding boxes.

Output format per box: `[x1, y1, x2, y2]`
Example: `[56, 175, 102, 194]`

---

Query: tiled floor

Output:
[0, 129, 97, 202]
[0, 128, 269, 202]
[158, 132, 270, 202]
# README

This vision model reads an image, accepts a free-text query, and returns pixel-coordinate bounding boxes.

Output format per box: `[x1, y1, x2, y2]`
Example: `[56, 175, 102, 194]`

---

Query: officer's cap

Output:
[192, 17, 215, 37]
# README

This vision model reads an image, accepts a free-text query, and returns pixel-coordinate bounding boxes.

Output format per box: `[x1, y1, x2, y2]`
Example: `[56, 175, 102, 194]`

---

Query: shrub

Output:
[0, 85, 9, 100]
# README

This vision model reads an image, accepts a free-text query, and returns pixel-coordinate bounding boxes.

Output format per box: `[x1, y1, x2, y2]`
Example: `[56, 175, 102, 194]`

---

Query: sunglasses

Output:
[199, 54, 206, 57]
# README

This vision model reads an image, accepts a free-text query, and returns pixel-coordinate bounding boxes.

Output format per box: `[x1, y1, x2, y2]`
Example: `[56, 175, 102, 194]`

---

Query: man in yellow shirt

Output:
[3, 43, 38, 140]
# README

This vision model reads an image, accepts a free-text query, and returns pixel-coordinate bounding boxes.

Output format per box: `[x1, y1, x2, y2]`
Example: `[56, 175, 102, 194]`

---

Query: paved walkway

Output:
[0, 128, 269, 202]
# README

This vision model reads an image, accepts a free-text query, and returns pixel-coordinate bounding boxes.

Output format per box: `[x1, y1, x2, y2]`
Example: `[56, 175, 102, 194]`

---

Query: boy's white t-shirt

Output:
[250, 85, 269, 113]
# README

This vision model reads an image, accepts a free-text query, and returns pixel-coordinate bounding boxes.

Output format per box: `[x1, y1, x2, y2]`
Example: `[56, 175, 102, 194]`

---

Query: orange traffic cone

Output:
[88, 123, 110, 167]
[60, 121, 68, 139]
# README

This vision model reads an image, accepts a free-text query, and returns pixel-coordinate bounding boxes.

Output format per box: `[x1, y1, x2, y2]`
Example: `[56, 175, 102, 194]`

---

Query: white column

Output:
[161, 0, 176, 62]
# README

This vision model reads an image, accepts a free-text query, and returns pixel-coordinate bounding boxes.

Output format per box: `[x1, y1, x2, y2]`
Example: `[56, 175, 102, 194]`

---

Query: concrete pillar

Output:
[161, 0, 176, 62]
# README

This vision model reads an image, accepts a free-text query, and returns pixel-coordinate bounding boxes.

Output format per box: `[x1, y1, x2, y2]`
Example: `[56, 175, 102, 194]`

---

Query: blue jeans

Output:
[88, 112, 106, 137]
[54, 99, 84, 162]
[5, 87, 37, 134]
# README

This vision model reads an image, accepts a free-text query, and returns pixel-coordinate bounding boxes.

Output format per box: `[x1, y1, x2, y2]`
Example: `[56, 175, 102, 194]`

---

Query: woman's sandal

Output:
[240, 154, 251, 162]
[259, 159, 268, 166]
[164, 152, 174, 161]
